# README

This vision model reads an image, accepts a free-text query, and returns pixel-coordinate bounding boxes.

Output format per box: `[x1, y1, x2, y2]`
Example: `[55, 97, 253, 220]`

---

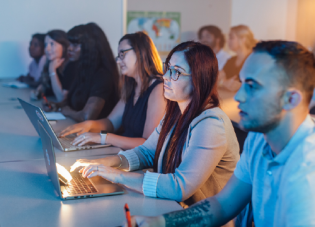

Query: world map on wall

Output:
[127, 12, 181, 53]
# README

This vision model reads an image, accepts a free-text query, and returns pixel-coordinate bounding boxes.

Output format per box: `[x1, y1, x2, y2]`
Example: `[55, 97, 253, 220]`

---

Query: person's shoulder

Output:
[29, 59, 37, 68]
[238, 131, 264, 168]
[227, 55, 236, 62]
[191, 107, 230, 124]
[92, 66, 114, 81]
[188, 107, 227, 130]
[148, 80, 164, 103]
[218, 49, 232, 58]
[281, 132, 315, 196]
[223, 55, 237, 66]
[287, 132, 315, 169]
[149, 78, 163, 94]
[244, 131, 264, 148]
[150, 77, 163, 87]
[39, 55, 47, 64]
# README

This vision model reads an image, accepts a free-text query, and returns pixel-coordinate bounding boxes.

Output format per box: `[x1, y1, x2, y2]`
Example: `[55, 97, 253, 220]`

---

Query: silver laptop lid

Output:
[38, 120, 125, 200]
[18, 98, 64, 150]
[38, 120, 63, 199]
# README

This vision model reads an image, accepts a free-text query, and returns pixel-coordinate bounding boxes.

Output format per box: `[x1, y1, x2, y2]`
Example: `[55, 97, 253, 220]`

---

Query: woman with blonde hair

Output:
[218, 25, 256, 92]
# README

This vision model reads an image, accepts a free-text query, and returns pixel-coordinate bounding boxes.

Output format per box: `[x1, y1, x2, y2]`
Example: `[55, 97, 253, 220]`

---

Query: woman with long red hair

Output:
[71, 41, 240, 207]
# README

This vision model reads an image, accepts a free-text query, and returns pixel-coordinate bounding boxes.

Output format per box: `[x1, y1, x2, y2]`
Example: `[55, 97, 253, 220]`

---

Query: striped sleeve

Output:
[142, 171, 160, 197]
[118, 150, 140, 171]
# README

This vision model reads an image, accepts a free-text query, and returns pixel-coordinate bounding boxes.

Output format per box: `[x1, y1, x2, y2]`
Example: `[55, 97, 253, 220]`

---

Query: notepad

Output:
[43, 112, 66, 120]
[2, 82, 29, 88]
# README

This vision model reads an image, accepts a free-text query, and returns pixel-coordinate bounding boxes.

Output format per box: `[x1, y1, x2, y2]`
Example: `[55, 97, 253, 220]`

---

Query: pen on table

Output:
[124, 203, 132, 227]
[42, 95, 52, 109]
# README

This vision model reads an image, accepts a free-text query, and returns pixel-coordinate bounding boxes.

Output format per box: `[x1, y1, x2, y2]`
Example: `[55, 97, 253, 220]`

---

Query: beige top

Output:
[120, 107, 240, 207]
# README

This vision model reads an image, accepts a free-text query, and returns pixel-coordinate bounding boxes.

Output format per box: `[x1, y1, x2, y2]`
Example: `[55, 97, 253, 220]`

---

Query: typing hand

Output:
[71, 132, 101, 146]
[59, 121, 93, 137]
[123, 216, 165, 227]
[80, 163, 121, 183]
[70, 159, 100, 172]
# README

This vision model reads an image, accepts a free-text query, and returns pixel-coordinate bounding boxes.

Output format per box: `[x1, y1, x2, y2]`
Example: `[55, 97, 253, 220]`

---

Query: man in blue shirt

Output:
[126, 41, 315, 227]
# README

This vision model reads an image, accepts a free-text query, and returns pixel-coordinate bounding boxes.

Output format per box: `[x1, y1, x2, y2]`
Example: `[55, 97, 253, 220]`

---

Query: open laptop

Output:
[38, 120, 124, 200]
[18, 98, 110, 152]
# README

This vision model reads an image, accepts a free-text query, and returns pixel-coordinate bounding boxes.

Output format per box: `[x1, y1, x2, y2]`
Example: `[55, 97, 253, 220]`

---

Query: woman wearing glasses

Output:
[71, 41, 240, 208]
[60, 32, 166, 150]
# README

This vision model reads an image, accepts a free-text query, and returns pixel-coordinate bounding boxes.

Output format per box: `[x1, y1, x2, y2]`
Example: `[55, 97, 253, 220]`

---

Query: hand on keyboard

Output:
[71, 132, 101, 146]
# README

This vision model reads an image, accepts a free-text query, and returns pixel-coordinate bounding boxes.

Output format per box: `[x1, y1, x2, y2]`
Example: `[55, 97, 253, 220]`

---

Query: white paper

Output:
[2, 82, 29, 88]
[43, 112, 66, 120]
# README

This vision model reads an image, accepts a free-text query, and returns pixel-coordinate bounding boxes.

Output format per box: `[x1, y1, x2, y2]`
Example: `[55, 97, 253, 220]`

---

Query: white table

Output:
[0, 158, 182, 227]
[0, 101, 121, 162]
[0, 83, 182, 227]
[0, 78, 35, 104]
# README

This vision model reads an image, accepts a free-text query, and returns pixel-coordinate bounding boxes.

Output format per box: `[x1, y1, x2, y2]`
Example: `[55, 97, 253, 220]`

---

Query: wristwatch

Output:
[100, 131, 107, 145]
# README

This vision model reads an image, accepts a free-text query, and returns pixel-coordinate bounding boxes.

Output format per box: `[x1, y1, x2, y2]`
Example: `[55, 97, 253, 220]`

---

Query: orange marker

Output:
[124, 203, 132, 227]
[42, 95, 52, 110]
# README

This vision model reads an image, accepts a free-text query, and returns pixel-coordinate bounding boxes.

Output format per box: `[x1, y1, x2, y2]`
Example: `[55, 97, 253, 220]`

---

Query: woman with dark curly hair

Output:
[60, 32, 166, 150]
[44, 23, 120, 122]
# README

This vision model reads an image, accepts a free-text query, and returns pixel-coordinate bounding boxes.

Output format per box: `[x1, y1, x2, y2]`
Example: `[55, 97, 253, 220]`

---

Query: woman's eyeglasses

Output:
[115, 48, 133, 61]
[163, 62, 191, 81]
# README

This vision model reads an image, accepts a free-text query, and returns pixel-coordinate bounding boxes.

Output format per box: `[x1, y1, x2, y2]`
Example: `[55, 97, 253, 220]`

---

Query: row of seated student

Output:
[60, 31, 166, 150]
[74, 40, 315, 227]
[18, 23, 254, 154]
[16, 26, 315, 226]
[34, 24, 119, 122]
[68, 40, 240, 216]
[17, 29, 240, 216]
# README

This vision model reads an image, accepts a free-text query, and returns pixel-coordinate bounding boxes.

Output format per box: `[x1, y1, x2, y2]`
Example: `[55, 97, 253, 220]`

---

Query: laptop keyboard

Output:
[59, 137, 92, 150]
[65, 174, 98, 195]
[59, 137, 79, 149]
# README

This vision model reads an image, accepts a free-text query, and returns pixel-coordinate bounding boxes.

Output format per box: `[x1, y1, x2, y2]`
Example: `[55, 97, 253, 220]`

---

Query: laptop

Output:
[18, 98, 110, 152]
[38, 120, 124, 200]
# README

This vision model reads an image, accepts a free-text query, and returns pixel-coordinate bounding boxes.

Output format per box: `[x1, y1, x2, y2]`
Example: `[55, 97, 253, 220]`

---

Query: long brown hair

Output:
[41, 30, 69, 94]
[153, 41, 220, 173]
[119, 32, 163, 102]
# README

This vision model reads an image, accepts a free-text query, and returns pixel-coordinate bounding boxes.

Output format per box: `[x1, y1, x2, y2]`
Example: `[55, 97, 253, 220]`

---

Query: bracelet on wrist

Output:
[117, 155, 123, 169]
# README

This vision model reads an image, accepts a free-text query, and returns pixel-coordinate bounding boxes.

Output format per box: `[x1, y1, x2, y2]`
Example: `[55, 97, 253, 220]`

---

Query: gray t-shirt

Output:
[234, 115, 315, 227]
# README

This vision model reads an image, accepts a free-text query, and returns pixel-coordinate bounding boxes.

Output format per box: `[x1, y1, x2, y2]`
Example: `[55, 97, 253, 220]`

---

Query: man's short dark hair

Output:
[198, 25, 225, 48]
[253, 41, 315, 103]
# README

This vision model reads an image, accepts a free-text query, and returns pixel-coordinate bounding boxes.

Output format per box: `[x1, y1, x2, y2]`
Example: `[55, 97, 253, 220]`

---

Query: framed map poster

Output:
[127, 11, 181, 56]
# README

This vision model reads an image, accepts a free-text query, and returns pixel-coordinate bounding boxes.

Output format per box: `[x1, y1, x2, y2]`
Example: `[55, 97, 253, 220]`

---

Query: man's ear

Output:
[283, 88, 303, 110]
